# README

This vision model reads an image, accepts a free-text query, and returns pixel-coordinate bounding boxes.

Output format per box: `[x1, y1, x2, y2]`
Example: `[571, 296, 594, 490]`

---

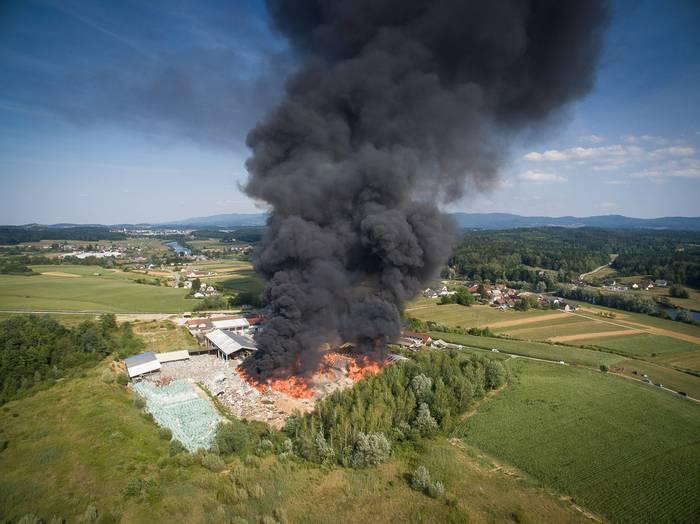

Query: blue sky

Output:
[0, 0, 698, 224]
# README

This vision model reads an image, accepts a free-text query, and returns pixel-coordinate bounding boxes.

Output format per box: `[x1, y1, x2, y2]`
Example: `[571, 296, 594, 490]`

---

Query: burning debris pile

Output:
[145, 352, 386, 429]
[243, 0, 609, 381]
[238, 346, 385, 400]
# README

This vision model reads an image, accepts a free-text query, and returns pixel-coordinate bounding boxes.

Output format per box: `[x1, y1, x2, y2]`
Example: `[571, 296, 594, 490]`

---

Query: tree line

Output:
[283, 350, 507, 467]
[0, 226, 125, 245]
[0, 314, 143, 404]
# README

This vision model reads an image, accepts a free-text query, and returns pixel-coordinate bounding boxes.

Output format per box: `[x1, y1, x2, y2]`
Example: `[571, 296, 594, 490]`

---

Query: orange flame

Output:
[238, 349, 385, 399]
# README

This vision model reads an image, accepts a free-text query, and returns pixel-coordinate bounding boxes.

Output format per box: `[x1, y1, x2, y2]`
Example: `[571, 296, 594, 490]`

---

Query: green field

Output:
[652, 350, 700, 374]
[589, 333, 699, 358]
[501, 318, 631, 341]
[0, 363, 588, 523]
[612, 359, 700, 399]
[462, 360, 700, 524]
[429, 331, 624, 367]
[0, 265, 195, 313]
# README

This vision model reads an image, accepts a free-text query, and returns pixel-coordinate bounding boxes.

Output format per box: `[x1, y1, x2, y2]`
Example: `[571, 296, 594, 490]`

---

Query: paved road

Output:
[579, 263, 611, 281]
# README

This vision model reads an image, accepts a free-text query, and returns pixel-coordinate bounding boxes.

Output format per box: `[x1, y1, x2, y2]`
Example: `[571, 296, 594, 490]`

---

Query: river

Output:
[166, 241, 191, 256]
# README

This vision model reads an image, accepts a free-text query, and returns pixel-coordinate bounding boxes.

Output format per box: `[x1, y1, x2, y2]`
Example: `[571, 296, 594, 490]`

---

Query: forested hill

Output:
[448, 228, 700, 286]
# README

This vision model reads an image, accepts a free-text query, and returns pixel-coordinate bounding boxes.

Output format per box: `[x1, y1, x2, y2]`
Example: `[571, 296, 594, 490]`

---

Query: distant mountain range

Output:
[6, 213, 700, 231]
[158, 212, 700, 231]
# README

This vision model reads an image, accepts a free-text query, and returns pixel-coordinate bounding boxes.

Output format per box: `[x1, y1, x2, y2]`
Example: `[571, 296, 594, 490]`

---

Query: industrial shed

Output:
[211, 317, 250, 333]
[205, 329, 257, 360]
[124, 352, 161, 379]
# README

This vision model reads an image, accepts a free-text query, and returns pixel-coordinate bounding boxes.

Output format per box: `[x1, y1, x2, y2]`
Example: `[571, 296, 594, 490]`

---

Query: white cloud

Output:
[605, 180, 628, 185]
[518, 170, 567, 183]
[523, 145, 645, 163]
[580, 134, 605, 144]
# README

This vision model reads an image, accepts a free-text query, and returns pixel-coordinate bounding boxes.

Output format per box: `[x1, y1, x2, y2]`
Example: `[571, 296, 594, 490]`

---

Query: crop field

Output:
[462, 360, 700, 524]
[652, 350, 700, 374]
[428, 331, 623, 367]
[190, 260, 252, 273]
[216, 274, 263, 295]
[500, 318, 635, 341]
[0, 265, 194, 313]
[0, 362, 588, 524]
[588, 333, 699, 358]
[612, 359, 700, 398]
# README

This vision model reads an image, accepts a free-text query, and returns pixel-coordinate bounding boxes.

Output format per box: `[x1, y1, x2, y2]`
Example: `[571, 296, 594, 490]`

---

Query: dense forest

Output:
[611, 249, 700, 288]
[448, 228, 700, 286]
[0, 226, 126, 245]
[0, 314, 143, 404]
[284, 351, 507, 467]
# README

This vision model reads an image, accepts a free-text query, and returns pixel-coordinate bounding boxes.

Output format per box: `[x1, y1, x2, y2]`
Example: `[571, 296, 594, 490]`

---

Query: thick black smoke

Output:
[243, 0, 609, 378]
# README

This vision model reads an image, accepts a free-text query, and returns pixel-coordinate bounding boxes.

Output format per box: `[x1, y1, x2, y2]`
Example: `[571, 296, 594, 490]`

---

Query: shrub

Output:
[600, 364, 609, 373]
[413, 403, 438, 436]
[350, 432, 391, 468]
[427, 480, 445, 499]
[314, 432, 335, 465]
[201, 453, 226, 472]
[485, 360, 507, 389]
[123, 478, 144, 498]
[411, 466, 431, 492]
[116, 373, 128, 386]
[101, 370, 115, 384]
[410, 374, 433, 403]
[281, 438, 294, 454]
[158, 427, 172, 441]
[214, 421, 251, 454]
[248, 483, 265, 499]
[258, 438, 274, 455]
[169, 439, 187, 456]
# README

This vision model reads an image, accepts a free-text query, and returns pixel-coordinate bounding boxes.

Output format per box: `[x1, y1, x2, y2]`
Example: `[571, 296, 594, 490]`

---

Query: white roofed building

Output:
[205, 329, 257, 360]
[211, 317, 249, 334]
[124, 352, 161, 379]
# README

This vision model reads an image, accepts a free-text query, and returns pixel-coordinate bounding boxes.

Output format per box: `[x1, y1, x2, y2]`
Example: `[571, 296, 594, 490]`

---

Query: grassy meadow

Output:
[0, 362, 590, 524]
[588, 333, 698, 358]
[462, 360, 700, 524]
[0, 265, 195, 313]
[131, 321, 198, 353]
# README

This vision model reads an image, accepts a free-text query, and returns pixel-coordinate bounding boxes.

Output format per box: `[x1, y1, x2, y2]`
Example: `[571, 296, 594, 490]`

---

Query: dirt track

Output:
[40, 271, 81, 278]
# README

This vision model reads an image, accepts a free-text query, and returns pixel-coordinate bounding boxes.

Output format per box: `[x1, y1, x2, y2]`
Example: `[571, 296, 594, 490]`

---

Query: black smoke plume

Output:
[243, 0, 609, 378]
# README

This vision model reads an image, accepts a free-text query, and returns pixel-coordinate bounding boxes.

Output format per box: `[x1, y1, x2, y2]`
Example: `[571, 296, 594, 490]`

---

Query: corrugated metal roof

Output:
[223, 332, 257, 350]
[156, 350, 191, 363]
[125, 352, 158, 366]
[212, 318, 249, 330]
[205, 329, 257, 356]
